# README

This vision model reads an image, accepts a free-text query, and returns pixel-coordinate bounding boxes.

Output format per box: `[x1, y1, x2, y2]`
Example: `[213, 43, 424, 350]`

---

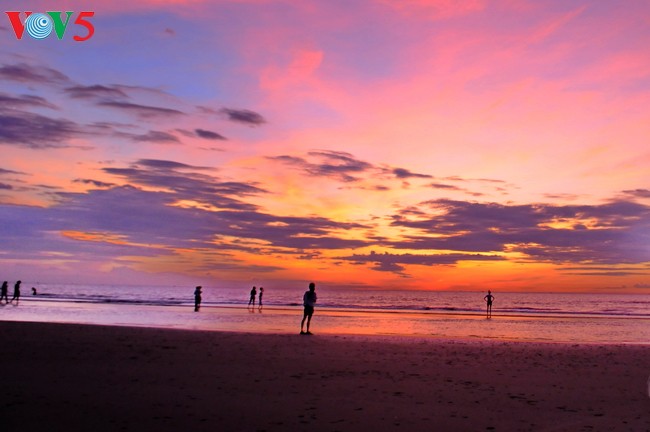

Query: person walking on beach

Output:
[248, 286, 257, 307]
[484, 290, 494, 318]
[0, 281, 8, 303]
[194, 286, 202, 312]
[300, 282, 317, 335]
[11, 280, 21, 304]
[258, 287, 264, 309]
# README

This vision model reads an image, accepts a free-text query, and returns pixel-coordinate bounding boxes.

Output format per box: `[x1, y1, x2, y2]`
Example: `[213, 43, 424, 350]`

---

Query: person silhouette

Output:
[0, 281, 8, 303]
[32, 287, 37, 295]
[484, 290, 494, 318]
[248, 286, 257, 307]
[300, 282, 317, 335]
[194, 286, 202, 312]
[258, 287, 264, 309]
[11, 280, 21, 304]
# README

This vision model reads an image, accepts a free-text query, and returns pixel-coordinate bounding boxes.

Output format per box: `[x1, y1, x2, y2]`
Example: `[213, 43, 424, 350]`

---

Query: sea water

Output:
[1, 284, 648, 344]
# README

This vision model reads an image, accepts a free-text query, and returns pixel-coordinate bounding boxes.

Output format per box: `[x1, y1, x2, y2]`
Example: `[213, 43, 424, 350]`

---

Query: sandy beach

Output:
[1, 321, 648, 431]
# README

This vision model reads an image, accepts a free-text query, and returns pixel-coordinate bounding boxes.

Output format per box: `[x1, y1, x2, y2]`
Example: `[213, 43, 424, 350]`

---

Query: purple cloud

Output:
[0, 93, 58, 110]
[0, 110, 83, 149]
[220, 108, 266, 126]
[0, 63, 70, 85]
[98, 101, 184, 119]
[392, 168, 432, 179]
[270, 150, 374, 182]
[195, 129, 226, 140]
[64, 85, 129, 99]
[389, 199, 650, 264]
[132, 130, 180, 143]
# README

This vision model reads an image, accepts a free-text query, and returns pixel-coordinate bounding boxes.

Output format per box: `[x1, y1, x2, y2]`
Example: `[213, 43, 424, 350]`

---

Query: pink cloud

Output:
[381, 0, 487, 20]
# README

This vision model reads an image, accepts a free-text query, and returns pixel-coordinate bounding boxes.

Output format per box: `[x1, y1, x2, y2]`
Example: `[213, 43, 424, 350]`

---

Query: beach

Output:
[1, 321, 648, 431]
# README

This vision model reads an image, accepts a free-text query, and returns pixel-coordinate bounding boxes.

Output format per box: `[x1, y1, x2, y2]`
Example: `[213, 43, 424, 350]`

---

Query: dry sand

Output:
[1, 321, 648, 431]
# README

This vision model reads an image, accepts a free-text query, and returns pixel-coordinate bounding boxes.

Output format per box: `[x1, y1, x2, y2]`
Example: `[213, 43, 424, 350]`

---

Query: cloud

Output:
[392, 167, 432, 179]
[338, 250, 503, 275]
[195, 128, 226, 140]
[132, 130, 180, 143]
[557, 266, 649, 277]
[270, 150, 374, 182]
[102, 158, 265, 211]
[0, 156, 372, 275]
[0, 63, 70, 85]
[73, 179, 116, 188]
[389, 199, 650, 264]
[64, 85, 130, 99]
[0, 168, 24, 175]
[97, 101, 185, 119]
[0, 93, 58, 110]
[622, 189, 650, 199]
[429, 183, 463, 191]
[0, 110, 83, 149]
[135, 159, 209, 170]
[220, 108, 266, 126]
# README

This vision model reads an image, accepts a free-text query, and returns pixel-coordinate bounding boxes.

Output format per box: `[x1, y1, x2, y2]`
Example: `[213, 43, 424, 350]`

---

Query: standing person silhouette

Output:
[248, 286, 257, 307]
[300, 282, 317, 335]
[484, 290, 494, 318]
[194, 286, 202, 312]
[11, 280, 21, 304]
[258, 287, 264, 309]
[0, 281, 8, 303]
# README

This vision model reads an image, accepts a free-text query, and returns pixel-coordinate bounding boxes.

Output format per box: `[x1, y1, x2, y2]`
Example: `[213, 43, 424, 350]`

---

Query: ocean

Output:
[1, 283, 648, 344]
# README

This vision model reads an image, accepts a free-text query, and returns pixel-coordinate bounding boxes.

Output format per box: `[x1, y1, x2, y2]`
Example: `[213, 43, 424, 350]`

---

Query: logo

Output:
[6, 11, 95, 41]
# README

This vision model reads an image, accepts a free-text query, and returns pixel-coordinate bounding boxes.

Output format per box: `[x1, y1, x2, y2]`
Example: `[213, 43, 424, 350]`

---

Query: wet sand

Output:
[1, 321, 648, 431]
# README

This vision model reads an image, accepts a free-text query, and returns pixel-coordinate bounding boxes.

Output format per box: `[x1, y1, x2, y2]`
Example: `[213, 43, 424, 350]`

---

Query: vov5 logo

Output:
[6, 11, 95, 41]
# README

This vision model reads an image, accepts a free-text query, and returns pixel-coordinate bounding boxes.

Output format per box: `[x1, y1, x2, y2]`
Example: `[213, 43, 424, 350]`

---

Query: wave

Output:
[25, 288, 650, 320]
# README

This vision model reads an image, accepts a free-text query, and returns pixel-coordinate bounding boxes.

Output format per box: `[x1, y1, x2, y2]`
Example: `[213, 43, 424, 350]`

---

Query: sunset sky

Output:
[1, 0, 649, 292]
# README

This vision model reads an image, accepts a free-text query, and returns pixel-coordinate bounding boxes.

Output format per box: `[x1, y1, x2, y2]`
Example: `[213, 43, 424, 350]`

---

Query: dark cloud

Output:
[0, 93, 58, 110]
[270, 150, 373, 182]
[622, 189, 650, 199]
[429, 183, 463, 190]
[0, 168, 23, 175]
[0, 63, 70, 85]
[98, 101, 184, 119]
[543, 193, 582, 201]
[62, 157, 370, 251]
[389, 199, 650, 264]
[0, 160, 371, 271]
[134, 159, 211, 171]
[307, 151, 372, 181]
[73, 179, 116, 188]
[64, 85, 129, 99]
[0, 110, 83, 149]
[392, 168, 432, 179]
[0, 182, 12, 190]
[557, 266, 649, 277]
[103, 159, 264, 211]
[195, 129, 226, 140]
[443, 177, 506, 184]
[132, 130, 180, 143]
[220, 108, 266, 126]
[338, 250, 503, 275]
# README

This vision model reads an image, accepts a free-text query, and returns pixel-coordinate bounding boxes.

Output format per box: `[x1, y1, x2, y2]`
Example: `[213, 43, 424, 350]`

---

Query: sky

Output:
[0, 0, 649, 292]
